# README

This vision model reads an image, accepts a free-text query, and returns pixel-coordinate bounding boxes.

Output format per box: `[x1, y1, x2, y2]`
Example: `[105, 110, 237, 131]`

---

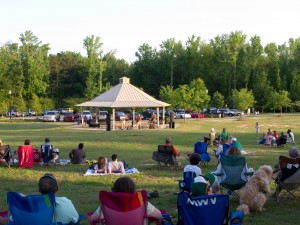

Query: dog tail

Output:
[236, 204, 250, 216]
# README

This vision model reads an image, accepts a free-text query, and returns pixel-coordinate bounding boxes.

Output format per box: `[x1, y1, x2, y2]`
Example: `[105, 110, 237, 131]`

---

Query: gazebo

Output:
[76, 77, 170, 130]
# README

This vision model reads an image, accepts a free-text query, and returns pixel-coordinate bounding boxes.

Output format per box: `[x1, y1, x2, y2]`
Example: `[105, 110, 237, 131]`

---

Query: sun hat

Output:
[231, 137, 237, 142]
[190, 173, 216, 196]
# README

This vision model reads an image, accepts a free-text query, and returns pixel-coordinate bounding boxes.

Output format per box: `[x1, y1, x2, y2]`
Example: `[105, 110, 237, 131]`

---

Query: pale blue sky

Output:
[1, 0, 299, 62]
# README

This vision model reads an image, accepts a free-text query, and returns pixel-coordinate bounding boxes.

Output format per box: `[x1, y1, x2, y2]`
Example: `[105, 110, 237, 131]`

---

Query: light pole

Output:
[8, 90, 12, 119]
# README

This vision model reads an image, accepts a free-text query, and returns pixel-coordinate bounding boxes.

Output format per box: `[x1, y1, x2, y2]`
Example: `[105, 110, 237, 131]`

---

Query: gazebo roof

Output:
[76, 77, 170, 108]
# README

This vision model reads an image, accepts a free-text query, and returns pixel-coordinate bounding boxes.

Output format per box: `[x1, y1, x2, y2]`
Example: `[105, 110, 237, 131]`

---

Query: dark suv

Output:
[218, 108, 236, 117]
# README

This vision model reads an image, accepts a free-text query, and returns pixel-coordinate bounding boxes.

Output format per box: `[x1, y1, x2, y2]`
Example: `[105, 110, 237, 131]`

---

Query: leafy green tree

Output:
[268, 90, 291, 114]
[19, 30, 50, 99]
[83, 35, 106, 98]
[159, 85, 175, 107]
[210, 91, 225, 108]
[28, 94, 42, 115]
[173, 84, 192, 110]
[232, 88, 255, 116]
[189, 78, 210, 111]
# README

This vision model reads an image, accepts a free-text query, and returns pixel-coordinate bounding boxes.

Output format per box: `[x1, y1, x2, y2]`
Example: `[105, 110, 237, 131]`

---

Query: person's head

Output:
[273, 130, 277, 134]
[223, 128, 226, 132]
[111, 154, 118, 161]
[288, 147, 300, 158]
[211, 128, 215, 133]
[189, 153, 200, 165]
[38, 173, 59, 194]
[111, 176, 136, 193]
[24, 139, 30, 145]
[45, 138, 50, 143]
[190, 173, 215, 196]
[226, 146, 241, 156]
[78, 143, 84, 149]
[97, 156, 106, 169]
[165, 137, 172, 144]
[231, 137, 237, 142]
[287, 129, 291, 133]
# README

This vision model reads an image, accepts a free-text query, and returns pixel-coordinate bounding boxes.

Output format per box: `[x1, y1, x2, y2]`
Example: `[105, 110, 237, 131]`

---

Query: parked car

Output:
[115, 111, 128, 121]
[43, 111, 60, 122]
[218, 108, 236, 117]
[142, 109, 156, 120]
[229, 109, 241, 116]
[98, 111, 108, 121]
[23, 109, 36, 116]
[81, 110, 93, 121]
[7, 109, 23, 117]
[63, 112, 75, 122]
[176, 112, 192, 119]
[190, 112, 205, 118]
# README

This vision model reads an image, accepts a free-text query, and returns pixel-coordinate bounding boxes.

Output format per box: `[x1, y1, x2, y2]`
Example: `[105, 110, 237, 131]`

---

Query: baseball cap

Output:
[190, 173, 216, 196]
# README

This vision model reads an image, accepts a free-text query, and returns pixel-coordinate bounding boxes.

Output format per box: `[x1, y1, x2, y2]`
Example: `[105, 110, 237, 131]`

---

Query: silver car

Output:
[43, 111, 60, 122]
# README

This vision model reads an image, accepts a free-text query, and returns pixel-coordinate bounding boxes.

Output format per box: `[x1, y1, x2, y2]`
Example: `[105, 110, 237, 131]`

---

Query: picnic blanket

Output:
[83, 168, 139, 176]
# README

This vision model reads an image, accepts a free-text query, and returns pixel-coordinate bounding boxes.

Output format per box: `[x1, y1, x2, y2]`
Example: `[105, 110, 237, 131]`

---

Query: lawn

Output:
[0, 114, 300, 225]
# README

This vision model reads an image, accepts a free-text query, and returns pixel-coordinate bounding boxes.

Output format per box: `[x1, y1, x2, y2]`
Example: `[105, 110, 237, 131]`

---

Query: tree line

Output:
[0, 30, 300, 114]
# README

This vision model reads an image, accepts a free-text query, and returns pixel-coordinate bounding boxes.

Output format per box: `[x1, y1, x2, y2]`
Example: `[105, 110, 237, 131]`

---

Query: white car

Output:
[176, 112, 192, 119]
[43, 111, 60, 122]
[82, 110, 92, 120]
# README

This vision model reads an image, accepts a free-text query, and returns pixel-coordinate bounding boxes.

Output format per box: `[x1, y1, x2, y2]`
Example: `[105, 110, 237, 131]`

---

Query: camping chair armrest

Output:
[211, 172, 223, 177]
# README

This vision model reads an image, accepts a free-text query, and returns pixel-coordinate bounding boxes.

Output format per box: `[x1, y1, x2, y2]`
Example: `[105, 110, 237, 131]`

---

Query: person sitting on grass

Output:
[94, 156, 108, 174]
[69, 143, 86, 164]
[230, 137, 243, 151]
[90, 176, 162, 224]
[108, 154, 125, 174]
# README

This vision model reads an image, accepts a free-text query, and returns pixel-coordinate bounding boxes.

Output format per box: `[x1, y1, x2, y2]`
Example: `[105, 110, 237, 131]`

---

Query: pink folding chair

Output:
[87, 190, 149, 225]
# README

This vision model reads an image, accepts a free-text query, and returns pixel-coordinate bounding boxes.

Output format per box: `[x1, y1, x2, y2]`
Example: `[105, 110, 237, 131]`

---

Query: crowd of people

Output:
[257, 127, 296, 147]
[0, 126, 299, 224]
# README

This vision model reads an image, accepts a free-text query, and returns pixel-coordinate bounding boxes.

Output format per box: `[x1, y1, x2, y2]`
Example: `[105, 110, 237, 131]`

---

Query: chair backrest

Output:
[7, 192, 56, 225]
[194, 142, 208, 154]
[41, 144, 54, 163]
[177, 192, 229, 225]
[17, 145, 34, 168]
[220, 155, 246, 187]
[99, 190, 148, 225]
[0, 145, 11, 160]
[278, 156, 300, 185]
[220, 144, 230, 159]
[179, 172, 197, 191]
[158, 145, 173, 155]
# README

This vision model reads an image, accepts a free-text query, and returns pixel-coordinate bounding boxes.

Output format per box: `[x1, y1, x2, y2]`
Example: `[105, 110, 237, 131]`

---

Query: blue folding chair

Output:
[178, 171, 197, 193]
[194, 142, 211, 166]
[177, 192, 229, 225]
[7, 192, 59, 225]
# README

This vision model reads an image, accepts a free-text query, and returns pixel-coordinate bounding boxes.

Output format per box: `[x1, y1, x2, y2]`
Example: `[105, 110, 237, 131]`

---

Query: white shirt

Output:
[184, 165, 201, 176]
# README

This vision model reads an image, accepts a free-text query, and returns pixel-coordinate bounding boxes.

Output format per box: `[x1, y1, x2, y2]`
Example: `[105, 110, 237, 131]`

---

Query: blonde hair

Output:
[226, 146, 242, 156]
[0, 139, 3, 146]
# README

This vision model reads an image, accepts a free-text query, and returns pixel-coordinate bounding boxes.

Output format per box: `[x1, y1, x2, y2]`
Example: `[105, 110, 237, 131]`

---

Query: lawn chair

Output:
[6, 191, 59, 225]
[178, 171, 197, 193]
[17, 145, 34, 168]
[152, 145, 177, 168]
[214, 144, 230, 162]
[194, 142, 211, 166]
[0, 145, 13, 167]
[41, 144, 54, 165]
[215, 155, 251, 197]
[274, 155, 300, 201]
[177, 192, 229, 225]
[87, 190, 149, 225]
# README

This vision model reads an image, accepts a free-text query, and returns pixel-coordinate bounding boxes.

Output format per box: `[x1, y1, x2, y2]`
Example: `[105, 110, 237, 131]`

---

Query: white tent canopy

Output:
[76, 77, 170, 129]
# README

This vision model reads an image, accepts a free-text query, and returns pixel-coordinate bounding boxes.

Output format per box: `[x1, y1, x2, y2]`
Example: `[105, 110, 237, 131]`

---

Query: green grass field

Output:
[0, 114, 300, 225]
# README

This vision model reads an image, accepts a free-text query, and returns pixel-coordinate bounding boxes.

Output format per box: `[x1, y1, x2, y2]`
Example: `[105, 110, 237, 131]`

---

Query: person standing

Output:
[69, 143, 86, 164]
[255, 122, 260, 138]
